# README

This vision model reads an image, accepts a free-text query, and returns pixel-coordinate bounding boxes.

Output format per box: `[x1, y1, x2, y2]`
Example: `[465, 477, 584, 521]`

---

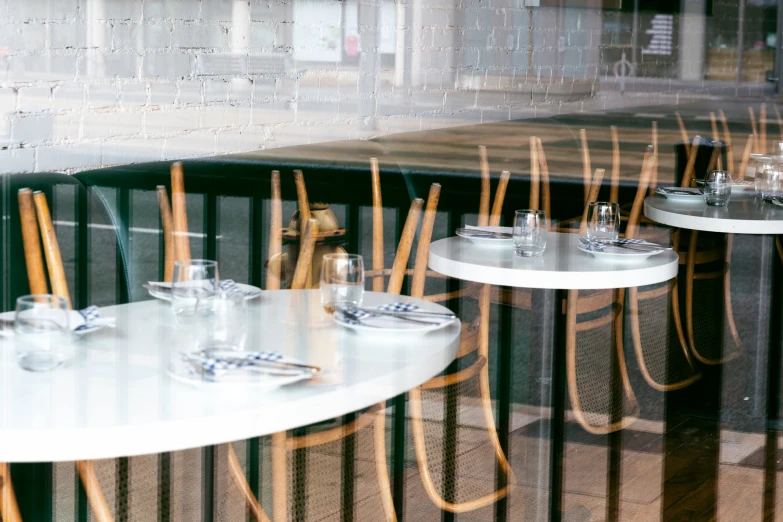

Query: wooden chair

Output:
[623, 150, 701, 391]
[158, 167, 320, 522]
[564, 163, 640, 434]
[17, 188, 115, 522]
[674, 130, 743, 365]
[220, 169, 440, 522]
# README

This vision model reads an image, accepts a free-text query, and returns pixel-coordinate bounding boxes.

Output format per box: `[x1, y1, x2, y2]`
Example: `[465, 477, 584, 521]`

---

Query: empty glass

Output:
[752, 155, 774, 195]
[586, 202, 620, 241]
[172, 260, 219, 325]
[14, 294, 71, 371]
[196, 293, 248, 352]
[704, 170, 732, 206]
[320, 253, 365, 313]
[761, 167, 783, 202]
[512, 210, 547, 257]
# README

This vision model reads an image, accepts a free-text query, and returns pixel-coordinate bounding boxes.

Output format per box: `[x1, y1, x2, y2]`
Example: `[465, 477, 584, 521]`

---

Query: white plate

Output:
[456, 225, 513, 248]
[655, 187, 704, 202]
[333, 304, 455, 334]
[147, 281, 262, 302]
[576, 242, 664, 262]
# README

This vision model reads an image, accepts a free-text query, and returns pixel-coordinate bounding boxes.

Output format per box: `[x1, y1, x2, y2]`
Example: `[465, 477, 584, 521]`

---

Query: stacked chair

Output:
[14, 188, 115, 522]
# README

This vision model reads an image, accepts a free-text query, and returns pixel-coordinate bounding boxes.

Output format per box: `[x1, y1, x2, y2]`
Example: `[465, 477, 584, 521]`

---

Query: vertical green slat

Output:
[246, 438, 261, 522]
[11, 463, 53, 522]
[158, 453, 171, 522]
[293, 431, 307, 522]
[206, 194, 218, 262]
[250, 196, 264, 288]
[441, 211, 459, 522]
[202, 447, 215, 522]
[76, 185, 90, 309]
[203, 189, 219, 522]
[494, 293, 513, 521]
[340, 413, 356, 522]
[117, 457, 129, 522]
[392, 205, 407, 520]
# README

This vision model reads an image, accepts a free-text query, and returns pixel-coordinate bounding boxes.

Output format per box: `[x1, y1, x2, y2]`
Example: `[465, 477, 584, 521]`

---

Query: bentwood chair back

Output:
[622, 149, 701, 391]
[563, 153, 653, 434]
[675, 119, 743, 365]
[396, 159, 517, 513]
[226, 166, 429, 522]
[265, 180, 437, 522]
[17, 188, 115, 522]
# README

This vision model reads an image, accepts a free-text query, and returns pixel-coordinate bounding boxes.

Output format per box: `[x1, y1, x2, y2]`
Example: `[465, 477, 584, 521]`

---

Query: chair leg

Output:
[271, 433, 287, 522]
[227, 443, 272, 522]
[724, 235, 742, 349]
[75, 461, 114, 522]
[373, 403, 398, 522]
[0, 463, 22, 522]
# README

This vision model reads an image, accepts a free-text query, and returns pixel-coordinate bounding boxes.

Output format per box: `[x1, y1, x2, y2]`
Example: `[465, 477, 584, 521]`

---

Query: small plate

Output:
[333, 303, 455, 334]
[147, 281, 262, 302]
[576, 242, 664, 262]
[655, 187, 704, 202]
[456, 226, 513, 248]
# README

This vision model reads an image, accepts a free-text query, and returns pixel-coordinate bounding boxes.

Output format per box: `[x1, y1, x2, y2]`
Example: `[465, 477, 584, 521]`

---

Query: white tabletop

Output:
[0, 290, 460, 462]
[428, 232, 679, 289]
[644, 191, 783, 234]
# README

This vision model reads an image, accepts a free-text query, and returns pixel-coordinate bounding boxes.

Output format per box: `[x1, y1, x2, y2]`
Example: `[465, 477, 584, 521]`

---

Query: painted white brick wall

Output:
[0, 0, 684, 174]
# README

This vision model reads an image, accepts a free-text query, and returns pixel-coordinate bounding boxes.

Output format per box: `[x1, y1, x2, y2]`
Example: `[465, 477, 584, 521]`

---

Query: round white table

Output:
[428, 230, 678, 520]
[644, 190, 783, 234]
[0, 290, 460, 462]
[429, 231, 680, 289]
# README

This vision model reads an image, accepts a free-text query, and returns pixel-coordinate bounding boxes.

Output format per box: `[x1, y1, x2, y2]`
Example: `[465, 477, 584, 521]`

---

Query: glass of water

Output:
[512, 210, 547, 257]
[172, 260, 219, 325]
[14, 294, 72, 371]
[586, 202, 620, 241]
[320, 253, 365, 313]
[704, 170, 732, 206]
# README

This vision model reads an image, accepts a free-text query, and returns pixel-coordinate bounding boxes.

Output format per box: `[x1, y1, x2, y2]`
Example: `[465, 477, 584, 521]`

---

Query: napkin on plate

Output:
[337, 303, 452, 330]
[578, 236, 664, 254]
[656, 187, 703, 196]
[173, 350, 315, 384]
[147, 279, 260, 298]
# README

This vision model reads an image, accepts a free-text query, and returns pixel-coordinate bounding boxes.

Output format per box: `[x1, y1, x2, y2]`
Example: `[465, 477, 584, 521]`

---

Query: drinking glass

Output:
[586, 202, 620, 241]
[172, 260, 219, 325]
[753, 156, 774, 195]
[320, 253, 365, 313]
[761, 167, 783, 202]
[196, 293, 248, 352]
[704, 170, 732, 206]
[512, 210, 547, 257]
[14, 294, 71, 371]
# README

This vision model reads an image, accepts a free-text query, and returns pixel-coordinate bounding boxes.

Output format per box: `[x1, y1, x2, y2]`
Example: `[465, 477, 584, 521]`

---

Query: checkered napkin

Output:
[174, 351, 310, 384]
[336, 303, 447, 330]
[72, 306, 116, 334]
[578, 236, 658, 254]
[218, 280, 260, 298]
